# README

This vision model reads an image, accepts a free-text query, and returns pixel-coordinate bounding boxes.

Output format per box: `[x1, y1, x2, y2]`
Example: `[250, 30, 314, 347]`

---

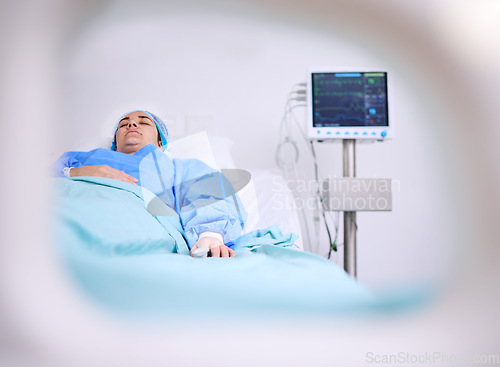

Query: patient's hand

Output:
[191, 237, 235, 258]
[70, 165, 138, 185]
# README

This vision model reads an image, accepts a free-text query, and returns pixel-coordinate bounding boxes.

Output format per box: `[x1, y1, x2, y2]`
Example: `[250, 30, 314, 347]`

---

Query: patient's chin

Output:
[124, 136, 142, 144]
[121, 137, 146, 150]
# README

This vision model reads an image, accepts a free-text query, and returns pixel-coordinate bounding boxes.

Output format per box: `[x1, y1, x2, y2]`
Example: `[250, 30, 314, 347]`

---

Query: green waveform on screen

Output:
[314, 78, 363, 87]
[314, 91, 364, 98]
[313, 101, 365, 113]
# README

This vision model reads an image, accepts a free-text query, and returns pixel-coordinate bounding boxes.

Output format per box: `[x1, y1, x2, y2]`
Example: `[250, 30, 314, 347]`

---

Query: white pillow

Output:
[208, 135, 237, 169]
[167, 131, 218, 169]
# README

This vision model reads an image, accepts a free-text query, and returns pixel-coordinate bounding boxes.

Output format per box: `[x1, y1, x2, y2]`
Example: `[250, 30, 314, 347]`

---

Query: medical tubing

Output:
[288, 104, 340, 257]
[276, 104, 304, 169]
[277, 84, 314, 249]
[290, 150, 313, 249]
[286, 101, 340, 256]
[289, 105, 315, 250]
[275, 139, 299, 170]
[305, 136, 324, 255]
[288, 105, 308, 141]
[312, 140, 340, 256]
[281, 152, 313, 250]
[279, 105, 306, 143]
[310, 141, 338, 257]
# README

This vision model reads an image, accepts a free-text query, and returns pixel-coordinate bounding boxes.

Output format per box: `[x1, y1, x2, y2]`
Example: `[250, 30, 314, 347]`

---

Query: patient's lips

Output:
[127, 130, 141, 135]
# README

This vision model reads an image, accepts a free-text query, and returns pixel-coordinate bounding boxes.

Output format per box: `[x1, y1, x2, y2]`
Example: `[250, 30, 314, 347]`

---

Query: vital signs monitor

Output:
[307, 69, 392, 140]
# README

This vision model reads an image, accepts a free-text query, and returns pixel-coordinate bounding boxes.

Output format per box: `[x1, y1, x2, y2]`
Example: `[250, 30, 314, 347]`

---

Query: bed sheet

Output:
[53, 176, 421, 319]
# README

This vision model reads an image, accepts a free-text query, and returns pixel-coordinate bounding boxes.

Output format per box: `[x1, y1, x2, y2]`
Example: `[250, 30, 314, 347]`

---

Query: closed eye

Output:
[117, 115, 153, 127]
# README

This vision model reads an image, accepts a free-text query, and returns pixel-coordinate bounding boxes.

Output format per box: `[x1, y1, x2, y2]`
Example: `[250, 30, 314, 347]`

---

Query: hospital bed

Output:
[51, 133, 414, 319]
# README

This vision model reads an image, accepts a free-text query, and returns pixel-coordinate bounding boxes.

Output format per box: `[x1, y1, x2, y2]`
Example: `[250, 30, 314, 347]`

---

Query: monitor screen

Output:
[307, 70, 392, 140]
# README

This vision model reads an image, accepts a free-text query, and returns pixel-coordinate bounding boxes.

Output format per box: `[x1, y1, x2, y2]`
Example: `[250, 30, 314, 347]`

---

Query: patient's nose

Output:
[127, 121, 138, 128]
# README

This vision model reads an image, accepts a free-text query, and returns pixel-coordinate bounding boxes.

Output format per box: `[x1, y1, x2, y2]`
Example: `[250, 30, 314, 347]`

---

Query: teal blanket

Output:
[53, 177, 412, 319]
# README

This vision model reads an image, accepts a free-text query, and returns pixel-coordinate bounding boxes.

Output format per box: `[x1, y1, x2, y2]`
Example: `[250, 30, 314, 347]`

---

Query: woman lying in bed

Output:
[51, 112, 379, 316]
[54, 110, 246, 258]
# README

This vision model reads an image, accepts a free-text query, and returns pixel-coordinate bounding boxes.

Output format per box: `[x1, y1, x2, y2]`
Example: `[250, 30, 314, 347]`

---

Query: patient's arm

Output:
[70, 165, 138, 185]
[190, 236, 235, 258]
[174, 158, 247, 249]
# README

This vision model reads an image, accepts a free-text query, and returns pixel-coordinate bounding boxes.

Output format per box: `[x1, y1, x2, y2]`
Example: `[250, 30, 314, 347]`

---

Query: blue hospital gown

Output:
[54, 144, 246, 248]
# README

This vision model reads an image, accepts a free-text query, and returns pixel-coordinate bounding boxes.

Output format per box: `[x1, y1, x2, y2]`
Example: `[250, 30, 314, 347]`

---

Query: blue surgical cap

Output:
[110, 110, 168, 151]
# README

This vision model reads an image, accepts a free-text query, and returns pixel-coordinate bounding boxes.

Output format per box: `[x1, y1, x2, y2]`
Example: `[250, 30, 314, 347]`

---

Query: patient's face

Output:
[115, 112, 161, 154]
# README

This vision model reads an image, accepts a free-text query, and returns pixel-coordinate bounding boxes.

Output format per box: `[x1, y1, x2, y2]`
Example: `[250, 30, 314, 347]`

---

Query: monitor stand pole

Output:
[343, 139, 357, 278]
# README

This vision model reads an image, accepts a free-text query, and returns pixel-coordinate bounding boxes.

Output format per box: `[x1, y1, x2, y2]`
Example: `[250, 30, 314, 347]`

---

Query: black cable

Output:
[310, 140, 338, 258]
[284, 100, 340, 259]
[278, 83, 341, 258]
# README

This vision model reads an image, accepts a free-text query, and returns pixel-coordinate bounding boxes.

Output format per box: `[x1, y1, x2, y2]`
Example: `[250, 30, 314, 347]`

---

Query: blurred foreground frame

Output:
[0, 0, 499, 366]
